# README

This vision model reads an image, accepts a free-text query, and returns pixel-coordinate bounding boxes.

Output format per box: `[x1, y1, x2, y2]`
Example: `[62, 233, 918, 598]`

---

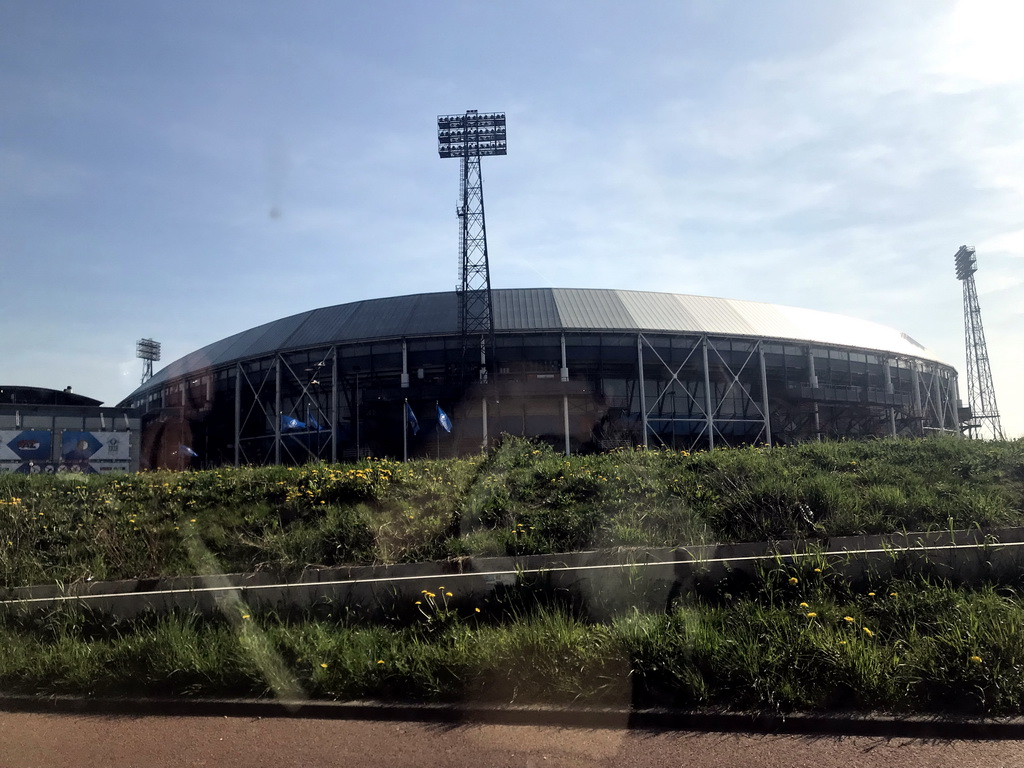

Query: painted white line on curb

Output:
[3, 538, 1020, 607]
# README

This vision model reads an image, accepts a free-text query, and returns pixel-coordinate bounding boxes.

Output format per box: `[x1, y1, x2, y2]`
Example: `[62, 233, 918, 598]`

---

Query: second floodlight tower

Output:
[955, 245, 1004, 440]
[437, 110, 506, 382]
[136, 338, 161, 385]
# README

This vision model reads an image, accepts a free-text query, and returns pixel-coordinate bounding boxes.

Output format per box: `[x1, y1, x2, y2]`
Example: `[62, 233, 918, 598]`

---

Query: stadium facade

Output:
[119, 288, 962, 467]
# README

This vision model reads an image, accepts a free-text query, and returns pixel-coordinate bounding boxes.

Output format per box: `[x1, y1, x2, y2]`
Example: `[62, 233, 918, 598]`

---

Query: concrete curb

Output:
[2, 694, 1024, 740]
[6, 527, 1024, 621]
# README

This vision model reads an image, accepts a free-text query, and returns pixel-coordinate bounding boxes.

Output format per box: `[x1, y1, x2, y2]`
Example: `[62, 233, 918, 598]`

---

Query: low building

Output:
[0, 386, 141, 474]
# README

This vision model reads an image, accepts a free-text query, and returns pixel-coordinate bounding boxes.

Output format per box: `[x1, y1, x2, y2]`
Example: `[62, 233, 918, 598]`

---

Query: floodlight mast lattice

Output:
[438, 110, 506, 382]
[136, 338, 161, 385]
[955, 245, 1004, 440]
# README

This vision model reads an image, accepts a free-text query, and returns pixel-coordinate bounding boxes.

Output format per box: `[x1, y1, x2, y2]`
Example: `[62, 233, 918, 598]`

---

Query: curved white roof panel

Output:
[129, 288, 946, 396]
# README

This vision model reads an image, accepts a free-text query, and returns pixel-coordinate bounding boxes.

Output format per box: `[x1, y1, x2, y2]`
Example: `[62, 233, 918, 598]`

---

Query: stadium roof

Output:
[125, 288, 947, 398]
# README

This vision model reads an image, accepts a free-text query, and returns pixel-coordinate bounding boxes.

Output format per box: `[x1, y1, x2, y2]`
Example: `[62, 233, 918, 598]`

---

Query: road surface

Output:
[3, 712, 1024, 768]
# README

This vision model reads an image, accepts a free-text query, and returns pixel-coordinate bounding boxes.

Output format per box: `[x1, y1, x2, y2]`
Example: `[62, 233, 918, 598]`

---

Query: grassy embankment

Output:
[2, 436, 1023, 587]
[3, 436, 1024, 714]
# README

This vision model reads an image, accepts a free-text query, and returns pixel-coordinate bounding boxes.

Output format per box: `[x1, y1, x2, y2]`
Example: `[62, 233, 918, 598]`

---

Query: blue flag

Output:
[281, 415, 306, 431]
[178, 444, 199, 457]
[306, 411, 323, 431]
[436, 405, 452, 433]
[406, 402, 420, 436]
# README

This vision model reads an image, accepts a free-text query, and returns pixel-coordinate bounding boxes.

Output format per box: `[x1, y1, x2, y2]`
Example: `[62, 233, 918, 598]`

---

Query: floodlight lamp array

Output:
[437, 111, 507, 158]
[136, 338, 161, 361]
[955, 245, 977, 281]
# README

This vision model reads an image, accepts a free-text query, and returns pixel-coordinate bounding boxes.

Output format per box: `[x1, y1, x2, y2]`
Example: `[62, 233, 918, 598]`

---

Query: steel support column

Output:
[401, 339, 409, 389]
[883, 359, 897, 437]
[560, 334, 569, 382]
[563, 395, 570, 456]
[758, 342, 772, 447]
[482, 396, 488, 451]
[274, 356, 282, 464]
[911, 363, 923, 437]
[931, 366, 944, 430]
[331, 348, 338, 463]
[234, 363, 241, 467]
[702, 336, 713, 450]
[807, 347, 820, 441]
[637, 334, 648, 448]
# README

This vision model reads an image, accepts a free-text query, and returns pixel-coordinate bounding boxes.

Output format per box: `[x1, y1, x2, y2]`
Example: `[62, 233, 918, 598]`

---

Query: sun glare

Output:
[933, 0, 1024, 87]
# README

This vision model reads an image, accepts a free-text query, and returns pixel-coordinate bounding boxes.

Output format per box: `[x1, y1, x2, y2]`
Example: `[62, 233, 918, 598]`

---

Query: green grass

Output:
[4, 436, 1023, 715]
[4, 571, 1024, 715]
[2, 436, 1023, 589]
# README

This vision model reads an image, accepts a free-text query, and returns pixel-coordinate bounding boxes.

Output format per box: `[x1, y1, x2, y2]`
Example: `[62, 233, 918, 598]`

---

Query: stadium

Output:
[119, 287, 961, 468]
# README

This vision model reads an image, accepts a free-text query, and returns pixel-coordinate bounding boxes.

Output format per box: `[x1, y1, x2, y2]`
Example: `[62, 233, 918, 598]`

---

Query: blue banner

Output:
[406, 403, 420, 436]
[436, 405, 452, 433]
[281, 415, 306, 431]
[2, 430, 51, 461]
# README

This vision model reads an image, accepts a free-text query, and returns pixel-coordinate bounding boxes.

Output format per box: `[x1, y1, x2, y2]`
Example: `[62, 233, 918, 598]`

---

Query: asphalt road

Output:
[4, 712, 1024, 768]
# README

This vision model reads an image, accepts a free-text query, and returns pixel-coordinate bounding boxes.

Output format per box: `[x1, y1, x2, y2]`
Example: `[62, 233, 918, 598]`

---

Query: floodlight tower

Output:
[136, 338, 161, 385]
[437, 110, 506, 381]
[954, 245, 1004, 440]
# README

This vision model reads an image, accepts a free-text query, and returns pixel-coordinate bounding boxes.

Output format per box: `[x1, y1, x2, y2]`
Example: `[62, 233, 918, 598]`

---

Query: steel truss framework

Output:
[133, 327, 962, 468]
[633, 334, 959, 451]
[235, 348, 339, 466]
[637, 334, 772, 451]
[955, 245, 1004, 440]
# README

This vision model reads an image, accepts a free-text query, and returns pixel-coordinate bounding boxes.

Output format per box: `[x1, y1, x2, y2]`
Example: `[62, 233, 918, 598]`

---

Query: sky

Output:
[2, 0, 1022, 437]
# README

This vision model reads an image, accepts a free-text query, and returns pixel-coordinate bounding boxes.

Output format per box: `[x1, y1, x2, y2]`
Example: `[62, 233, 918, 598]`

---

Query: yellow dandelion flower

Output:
[890, 592, 898, 597]
[813, 568, 822, 573]
[839, 640, 847, 645]
[862, 627, 874, 637]
[474, 608, 481, 613]
[868, 592, 876, 597]
[377, 660, 384, 665]
[190, 518, 196, 523]
[415, 601, 422, 605]
[320, 663, 328, 668]
[843, 616, 854, 623]
[970, 655, 983, 664]
[799, 602, 809, 608]
[806, 612, 817, 618]
[788, 577, 798, 585]
[445, 592, 452, 598]
[242, 614, 251, 620]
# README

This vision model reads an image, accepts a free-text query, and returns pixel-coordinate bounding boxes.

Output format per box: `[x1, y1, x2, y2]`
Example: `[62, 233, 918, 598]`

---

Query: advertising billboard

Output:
[60, 430, 132, 473]
[0, 430, 131, 473]
[0, 430, 53, 466]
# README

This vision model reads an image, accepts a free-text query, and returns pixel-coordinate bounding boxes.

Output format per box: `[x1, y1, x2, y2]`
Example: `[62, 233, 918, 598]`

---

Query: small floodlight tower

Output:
[437, 110, 506, 381]
[954, 246, 1004, 440]
[136, 338, 161, 385]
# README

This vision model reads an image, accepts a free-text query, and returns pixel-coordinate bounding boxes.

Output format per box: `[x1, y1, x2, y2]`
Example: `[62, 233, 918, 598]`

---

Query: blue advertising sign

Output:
[61, 431, 104, 461]
[1, 430, 52, 461]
